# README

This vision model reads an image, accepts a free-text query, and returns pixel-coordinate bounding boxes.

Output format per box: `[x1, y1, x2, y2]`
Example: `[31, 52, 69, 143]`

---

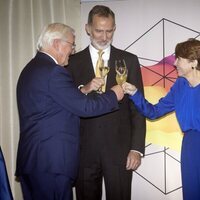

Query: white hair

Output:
[36, 23, 75, 51]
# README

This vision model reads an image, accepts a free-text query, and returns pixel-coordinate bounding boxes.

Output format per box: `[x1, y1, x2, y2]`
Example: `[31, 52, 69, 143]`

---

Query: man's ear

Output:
[52, 39, 60, 52]
[52, 39, 60, 51]
[85, 24, 90, 36]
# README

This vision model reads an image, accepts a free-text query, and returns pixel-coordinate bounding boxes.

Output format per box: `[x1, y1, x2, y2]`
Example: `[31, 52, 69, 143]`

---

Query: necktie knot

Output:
[98, 50, 104, 58]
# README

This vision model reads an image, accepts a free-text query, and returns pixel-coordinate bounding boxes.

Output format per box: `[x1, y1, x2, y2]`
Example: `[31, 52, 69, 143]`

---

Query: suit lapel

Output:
[82, 47, 96, 83]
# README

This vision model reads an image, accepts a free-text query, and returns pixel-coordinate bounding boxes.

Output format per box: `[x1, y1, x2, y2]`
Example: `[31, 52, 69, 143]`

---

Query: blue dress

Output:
[0, 147, 13, 200]
[129, 77, 200, 200]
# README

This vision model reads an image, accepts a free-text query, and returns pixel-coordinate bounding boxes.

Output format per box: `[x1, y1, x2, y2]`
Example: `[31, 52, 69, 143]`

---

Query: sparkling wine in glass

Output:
[115, 59, 128, 85]
[98, 60, 110, 93]
[99, 66, 110, 78]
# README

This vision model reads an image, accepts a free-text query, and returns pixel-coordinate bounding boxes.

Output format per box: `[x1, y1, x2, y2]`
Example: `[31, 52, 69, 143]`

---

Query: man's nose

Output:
[102, 32, 108, 41]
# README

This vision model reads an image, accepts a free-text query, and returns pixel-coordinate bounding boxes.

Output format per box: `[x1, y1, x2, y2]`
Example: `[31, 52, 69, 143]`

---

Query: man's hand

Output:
[110, 85, 124, 101]
[122, 82, 137, 96]
[126, 151, 141, 170]
[80, 77, 104, 94]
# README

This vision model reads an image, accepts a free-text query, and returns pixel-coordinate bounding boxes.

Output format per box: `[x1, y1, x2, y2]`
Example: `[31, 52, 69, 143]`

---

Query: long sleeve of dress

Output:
[129, 88, 175, 120]
[129, 77, 200, 133]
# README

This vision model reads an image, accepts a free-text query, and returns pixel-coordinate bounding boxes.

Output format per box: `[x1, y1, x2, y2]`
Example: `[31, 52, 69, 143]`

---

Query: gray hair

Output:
[37, 23, 75, 51]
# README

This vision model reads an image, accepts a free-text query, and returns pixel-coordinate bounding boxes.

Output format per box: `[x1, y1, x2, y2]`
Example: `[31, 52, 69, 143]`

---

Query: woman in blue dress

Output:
[122, 38, 200, 200]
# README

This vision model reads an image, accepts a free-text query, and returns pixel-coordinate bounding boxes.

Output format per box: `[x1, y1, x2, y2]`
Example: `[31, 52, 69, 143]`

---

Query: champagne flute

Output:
[115, 59, 128, 85]
[98, 60, 110, 93]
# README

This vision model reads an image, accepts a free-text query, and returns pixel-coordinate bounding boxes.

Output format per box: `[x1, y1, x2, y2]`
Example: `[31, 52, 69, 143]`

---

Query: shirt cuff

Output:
[78, 85, 84, 90]
[131, 150, 143, 157]
[130, 89, 138, 96]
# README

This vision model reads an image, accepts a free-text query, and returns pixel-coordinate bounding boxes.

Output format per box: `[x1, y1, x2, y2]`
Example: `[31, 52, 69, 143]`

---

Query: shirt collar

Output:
[40, 51, 58, 64]
[89, 44, 111, 60]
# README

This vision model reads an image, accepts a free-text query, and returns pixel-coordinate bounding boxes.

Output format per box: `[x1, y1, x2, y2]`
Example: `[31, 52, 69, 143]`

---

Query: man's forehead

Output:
[92, 15, 114, 23]
[94, 27, 114, 32]
[91, 21, 115, 30]
[66, 33, 75, 41]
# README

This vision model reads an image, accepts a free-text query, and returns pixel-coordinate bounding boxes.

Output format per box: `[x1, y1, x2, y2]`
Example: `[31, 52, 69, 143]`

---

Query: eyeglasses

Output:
[61, 40, 76, 49]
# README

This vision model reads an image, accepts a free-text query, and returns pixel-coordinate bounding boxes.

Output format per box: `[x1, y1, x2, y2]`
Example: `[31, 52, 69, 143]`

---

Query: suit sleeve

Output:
[48, 66, 119, 117]
[127, 55, 146, 154]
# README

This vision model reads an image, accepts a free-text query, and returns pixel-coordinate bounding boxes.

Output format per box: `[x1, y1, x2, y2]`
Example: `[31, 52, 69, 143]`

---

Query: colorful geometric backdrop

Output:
[125, 18, 200, 197]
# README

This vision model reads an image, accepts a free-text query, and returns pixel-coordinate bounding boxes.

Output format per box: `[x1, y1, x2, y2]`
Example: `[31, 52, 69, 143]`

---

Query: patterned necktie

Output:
[95, 50, 104, 77]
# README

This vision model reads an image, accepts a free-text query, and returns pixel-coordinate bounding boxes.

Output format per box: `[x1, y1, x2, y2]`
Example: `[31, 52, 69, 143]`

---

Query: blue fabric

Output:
[130, 77, 200, 132]
[20, 173, 73, 200]
[16, 52, 119, 179]
[129, 77, 200, 200]
[0, 147, 13, 200]
[181, 130, 200, 200]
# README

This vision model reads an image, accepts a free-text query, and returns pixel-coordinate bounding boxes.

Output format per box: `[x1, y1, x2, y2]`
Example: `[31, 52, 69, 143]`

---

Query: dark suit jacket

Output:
[15, 52, 119, 179]
[67, 46, 146, 165]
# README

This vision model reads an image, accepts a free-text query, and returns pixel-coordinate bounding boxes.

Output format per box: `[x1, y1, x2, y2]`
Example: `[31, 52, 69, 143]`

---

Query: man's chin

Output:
[96, 44, 110, 50]
[91, 40, 112, 50]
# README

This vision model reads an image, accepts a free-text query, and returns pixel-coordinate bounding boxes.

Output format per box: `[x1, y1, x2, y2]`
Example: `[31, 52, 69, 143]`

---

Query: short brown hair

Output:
[175, 38, 200, 70]
[87, 5, 115, 25]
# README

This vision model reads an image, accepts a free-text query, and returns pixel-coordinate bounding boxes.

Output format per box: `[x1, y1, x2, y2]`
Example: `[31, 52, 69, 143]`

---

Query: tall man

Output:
[67, 5, 146, 200]
[16, 23, 123, 200]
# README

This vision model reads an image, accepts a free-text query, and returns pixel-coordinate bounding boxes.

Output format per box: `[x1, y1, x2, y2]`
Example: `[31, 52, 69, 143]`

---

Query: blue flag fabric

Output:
[0, 147, 13, 200]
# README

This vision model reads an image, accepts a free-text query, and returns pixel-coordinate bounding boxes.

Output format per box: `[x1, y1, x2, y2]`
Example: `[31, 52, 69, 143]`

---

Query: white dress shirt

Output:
[89, 44, 111, 71]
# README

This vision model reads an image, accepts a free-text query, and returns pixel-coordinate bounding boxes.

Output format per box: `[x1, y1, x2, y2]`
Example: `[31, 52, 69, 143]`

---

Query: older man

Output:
[16, 23, 123, 200]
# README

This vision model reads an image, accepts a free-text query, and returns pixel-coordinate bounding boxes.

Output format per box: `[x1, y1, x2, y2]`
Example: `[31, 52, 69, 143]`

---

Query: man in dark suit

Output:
[16, 23, 124, 200]
[67, 5, 146, 200]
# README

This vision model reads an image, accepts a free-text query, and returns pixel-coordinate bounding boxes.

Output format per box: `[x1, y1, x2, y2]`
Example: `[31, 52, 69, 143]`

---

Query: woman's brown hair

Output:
[175, 38, 200, 70]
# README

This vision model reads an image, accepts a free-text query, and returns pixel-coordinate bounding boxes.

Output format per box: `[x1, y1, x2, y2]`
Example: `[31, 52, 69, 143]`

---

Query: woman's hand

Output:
[122, 82, 137, 96]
